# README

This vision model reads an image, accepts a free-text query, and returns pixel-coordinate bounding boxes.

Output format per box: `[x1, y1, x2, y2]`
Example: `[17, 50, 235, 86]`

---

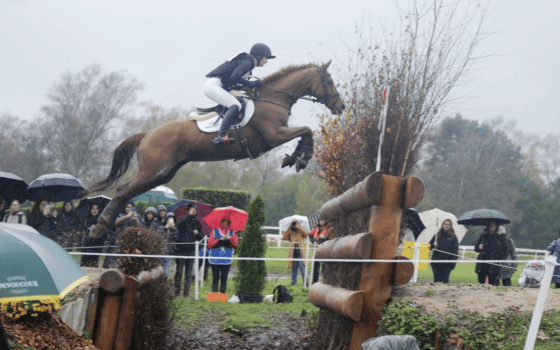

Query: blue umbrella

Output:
[0, 171, 28, 203]
[27, 173, 86, 203]
[457, 209, 510, 226]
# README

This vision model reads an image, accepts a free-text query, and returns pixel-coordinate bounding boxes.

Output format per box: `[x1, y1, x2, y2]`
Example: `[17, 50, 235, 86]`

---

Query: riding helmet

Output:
[250, 43, 276, 61]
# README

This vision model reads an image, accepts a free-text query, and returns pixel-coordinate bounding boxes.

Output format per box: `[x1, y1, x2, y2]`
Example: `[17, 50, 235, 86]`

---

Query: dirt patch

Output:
[392, 281, 560, 318]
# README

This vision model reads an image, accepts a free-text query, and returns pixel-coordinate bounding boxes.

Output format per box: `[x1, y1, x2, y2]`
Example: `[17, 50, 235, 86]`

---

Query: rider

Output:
[205, 43, 275, 145]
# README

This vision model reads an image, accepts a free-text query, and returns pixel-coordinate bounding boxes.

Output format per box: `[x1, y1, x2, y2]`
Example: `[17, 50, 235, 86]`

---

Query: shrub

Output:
[181, 188, 251, 211]
[1, 298, 61, 322]
[116, 226, 177, 350]
[235, 195, 267, 296]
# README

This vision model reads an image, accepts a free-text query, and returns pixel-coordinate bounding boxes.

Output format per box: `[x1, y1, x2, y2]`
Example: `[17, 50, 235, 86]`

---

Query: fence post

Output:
[412, 243, 420, 283]
[309, 244, 317, 288]
[535, 251, 537, 259]
[194, 241, 199, 301]
[303, 237, 310, 288]
[200, 236, 207, 288]
[524, 256, 556, 350]
[461, 247, 466, 260]
[278, 236, 282, 249]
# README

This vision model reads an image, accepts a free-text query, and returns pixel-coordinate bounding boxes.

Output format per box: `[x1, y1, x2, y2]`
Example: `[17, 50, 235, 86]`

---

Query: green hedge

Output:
[181, 187, 251, 211]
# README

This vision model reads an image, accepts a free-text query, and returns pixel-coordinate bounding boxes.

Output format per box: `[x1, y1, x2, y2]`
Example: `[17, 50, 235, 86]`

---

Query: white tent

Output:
[416, 208, 468, 244]
[278, 215, 311, 235]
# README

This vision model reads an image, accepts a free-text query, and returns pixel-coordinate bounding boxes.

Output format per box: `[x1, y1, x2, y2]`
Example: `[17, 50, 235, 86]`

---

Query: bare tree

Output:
[40, 64, 143, 182]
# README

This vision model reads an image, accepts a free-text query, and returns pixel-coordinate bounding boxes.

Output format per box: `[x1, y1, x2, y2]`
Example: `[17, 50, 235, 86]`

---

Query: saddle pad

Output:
[193, 99, 255, 133]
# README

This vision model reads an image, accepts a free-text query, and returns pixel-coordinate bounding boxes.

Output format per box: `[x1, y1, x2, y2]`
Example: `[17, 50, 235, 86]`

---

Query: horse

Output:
[86, 60, 345, 239]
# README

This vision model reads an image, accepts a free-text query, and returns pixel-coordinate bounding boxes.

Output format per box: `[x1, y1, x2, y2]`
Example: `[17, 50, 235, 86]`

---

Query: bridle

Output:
[248, 66, 341, 115]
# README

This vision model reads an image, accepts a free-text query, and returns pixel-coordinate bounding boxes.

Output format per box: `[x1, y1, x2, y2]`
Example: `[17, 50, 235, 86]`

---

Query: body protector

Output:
[206, 53, 259, 91]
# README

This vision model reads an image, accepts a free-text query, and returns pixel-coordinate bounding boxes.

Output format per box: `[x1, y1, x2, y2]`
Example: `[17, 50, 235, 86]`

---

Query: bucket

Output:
[206, 292, 229, 303]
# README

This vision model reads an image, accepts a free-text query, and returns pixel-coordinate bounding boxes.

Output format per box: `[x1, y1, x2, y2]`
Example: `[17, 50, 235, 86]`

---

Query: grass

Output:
[172, 278, 318, 332]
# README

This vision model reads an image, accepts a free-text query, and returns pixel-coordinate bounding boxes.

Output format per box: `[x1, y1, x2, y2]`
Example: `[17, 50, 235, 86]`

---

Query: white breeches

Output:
[204, 78, 242, 109]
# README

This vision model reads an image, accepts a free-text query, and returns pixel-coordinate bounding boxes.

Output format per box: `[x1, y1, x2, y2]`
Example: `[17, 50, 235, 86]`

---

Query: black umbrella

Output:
[0, 171, 28, 203]
[403, 208, 426, 240]
[457, 208, 510, 226]
[307, 209, 321, 229]
[27, 173, 86, 203]
[75, 195, 112, 220]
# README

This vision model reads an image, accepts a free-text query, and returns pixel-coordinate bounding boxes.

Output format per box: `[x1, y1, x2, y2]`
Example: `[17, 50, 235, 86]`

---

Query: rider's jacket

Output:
[206, 53, 258, 91]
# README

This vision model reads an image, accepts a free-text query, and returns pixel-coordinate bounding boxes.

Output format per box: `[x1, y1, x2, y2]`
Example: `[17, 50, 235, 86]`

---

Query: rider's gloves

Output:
[249, 80, 262, 89]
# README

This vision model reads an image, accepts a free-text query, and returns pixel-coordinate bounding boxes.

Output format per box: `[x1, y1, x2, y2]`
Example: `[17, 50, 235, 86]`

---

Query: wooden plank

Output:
[308, 283, 364, 322]
[315, 232, 373, 260]
[403, 176, 424, 209]
[392, 256, 414, 286]
[320, 171, 383, 222]
[94, 293, 122, 350]
[349, 174, 405, 350]
[99, 269, 126, 293]
[114, 276, 140, 350]
[83, 287, 100, 340]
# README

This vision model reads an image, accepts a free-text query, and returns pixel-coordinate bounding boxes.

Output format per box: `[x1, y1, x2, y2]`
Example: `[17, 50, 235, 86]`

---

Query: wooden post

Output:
[83, 287, 100, 339]
[94, 293, 122, 350]
[114, 276, 140, 350]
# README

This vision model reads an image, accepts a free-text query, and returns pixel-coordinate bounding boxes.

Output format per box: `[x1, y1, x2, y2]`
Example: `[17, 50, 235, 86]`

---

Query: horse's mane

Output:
[262, 63, 319, 85]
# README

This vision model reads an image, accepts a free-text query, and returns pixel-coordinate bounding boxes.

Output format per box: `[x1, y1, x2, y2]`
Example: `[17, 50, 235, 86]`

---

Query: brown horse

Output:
[86, 61, 344, 239]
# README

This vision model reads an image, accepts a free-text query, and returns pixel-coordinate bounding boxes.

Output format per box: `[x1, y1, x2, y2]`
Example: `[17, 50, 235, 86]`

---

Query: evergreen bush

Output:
[181, 187, 251, 211]
[235, 195, 267, 296]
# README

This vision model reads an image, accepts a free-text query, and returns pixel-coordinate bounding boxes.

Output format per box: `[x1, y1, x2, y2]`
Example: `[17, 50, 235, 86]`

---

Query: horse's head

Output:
[309, 61, 345, 115]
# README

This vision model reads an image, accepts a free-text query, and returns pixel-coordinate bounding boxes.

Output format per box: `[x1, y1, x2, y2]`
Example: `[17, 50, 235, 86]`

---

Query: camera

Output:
[291, 221, 297, 227]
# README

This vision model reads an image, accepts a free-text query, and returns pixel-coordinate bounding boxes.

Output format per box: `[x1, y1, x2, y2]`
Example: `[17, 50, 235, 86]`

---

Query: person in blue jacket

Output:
[103, 200, 143, 268]
[205, 43, 275, 145]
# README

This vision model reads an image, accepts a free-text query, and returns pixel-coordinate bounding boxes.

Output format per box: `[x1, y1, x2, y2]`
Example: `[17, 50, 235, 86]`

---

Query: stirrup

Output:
[213, 134, 237, 145]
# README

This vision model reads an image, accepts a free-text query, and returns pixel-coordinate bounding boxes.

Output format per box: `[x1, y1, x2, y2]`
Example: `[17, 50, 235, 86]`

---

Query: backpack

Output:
[272, 285, 293, 303]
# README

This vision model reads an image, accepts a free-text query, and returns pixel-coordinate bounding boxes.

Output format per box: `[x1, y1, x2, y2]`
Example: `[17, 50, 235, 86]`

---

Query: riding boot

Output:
[174, 276, 182, 297]
[183, 280, 191, 298]
[213, 105, 240, 144]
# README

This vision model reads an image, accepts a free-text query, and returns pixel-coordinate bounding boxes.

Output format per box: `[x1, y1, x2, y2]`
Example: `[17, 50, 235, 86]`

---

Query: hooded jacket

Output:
[115, 200, 143, 233]
[55, 201, 79, 234]
[282, 221, 310, 268]
[174, 213, 203, 255]
[156, 205, 167, 228]
[475, 229, 509, 275]
[27, 210, 55, 239]
[82, 208, 105, 247]
[143, 206, 159, 231]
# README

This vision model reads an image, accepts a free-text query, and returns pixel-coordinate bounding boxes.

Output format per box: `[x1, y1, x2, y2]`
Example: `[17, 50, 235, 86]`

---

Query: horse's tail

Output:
[82, 131, 148, 196]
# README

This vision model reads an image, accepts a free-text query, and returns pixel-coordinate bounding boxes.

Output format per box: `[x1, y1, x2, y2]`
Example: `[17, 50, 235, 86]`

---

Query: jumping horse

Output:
[86, 60, 345, 239]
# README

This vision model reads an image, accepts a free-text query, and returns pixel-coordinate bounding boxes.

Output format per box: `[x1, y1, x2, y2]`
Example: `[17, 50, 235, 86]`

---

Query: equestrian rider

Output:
[205, 43, 275, 145]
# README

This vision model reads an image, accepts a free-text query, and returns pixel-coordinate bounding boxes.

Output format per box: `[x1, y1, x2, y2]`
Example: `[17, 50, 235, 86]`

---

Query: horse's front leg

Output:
[267, 126, 314, 172]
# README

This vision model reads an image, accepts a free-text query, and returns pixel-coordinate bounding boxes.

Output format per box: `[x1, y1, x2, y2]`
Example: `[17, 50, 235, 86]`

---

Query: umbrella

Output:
[0, 171, 28, 203]
[27, 173, 86, 203]
[133, 185, 178, 204]
[203, 206, 248, 232]
[457, 209, 510, 226]
[416, 208, 468, 244]
[307, 209, 321, 230]
[167, 199, 214, 236]
[75, 195, 112, 220]
[0, 223, 89, 303]
[279, 215, 311, 235]
[403, 208, 426, 240]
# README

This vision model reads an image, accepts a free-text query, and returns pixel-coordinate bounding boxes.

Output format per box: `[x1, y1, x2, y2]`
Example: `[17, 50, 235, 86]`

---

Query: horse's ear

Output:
[322, 60, 332, 70]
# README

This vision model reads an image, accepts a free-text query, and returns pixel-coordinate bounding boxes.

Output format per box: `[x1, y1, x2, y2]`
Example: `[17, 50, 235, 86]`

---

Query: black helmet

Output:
[250, 43, 275, 61]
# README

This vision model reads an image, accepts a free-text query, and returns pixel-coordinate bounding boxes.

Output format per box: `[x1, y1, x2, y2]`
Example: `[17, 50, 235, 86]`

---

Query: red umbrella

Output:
[203, 206, 248, 231]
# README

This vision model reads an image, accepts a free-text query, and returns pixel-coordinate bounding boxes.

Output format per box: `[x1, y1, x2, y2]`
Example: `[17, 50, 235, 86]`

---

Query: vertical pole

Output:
[303, 237, 310, 287]
[200, 236, 207, 288]
[309, 244, 317, 288]
[524, 256, 556, 350]
[194, 241, 199, 301]
[535, 251, 538, 259]
[375, 86, 391, 172]
[412, 243, 420, 283]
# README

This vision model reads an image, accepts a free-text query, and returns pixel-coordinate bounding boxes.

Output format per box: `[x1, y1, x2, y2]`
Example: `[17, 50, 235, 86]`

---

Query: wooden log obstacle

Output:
[86, 266, 164, 350]
[308, 171, 424, 350]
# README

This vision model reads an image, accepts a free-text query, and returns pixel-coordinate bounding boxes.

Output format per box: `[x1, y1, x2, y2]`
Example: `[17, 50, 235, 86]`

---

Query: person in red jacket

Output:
[207, 219, 239, 293]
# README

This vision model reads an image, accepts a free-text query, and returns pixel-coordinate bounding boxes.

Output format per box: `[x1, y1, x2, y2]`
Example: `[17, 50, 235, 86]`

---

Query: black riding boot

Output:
[213, 105, 240, 144]
[183, 280, 191, 298]
[174, 276, 182, 297]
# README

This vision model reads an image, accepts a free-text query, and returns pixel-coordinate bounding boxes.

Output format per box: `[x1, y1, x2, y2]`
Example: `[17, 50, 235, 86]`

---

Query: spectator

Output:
[546, 230, 560, 289]
[54, 200, 79, 245]
[143, 206, 159, 231]
[0, 197, 6, 222]
[428, 219, 459, 284]
[208, 218, 238, 293]
[80, 204, 105, 267]
[160, 212, 178, 279]
[498, 226, 518, 286]
[475, 221, 509, 286]
[2, 199, 26, 224]
[309, 219, 333, 283]
[174, 205, 204, 298]
[156, 204, 167, 228]
[27, 199, 55, 239]
[103, 200, 143, 268]
[282, 219, 310, 285]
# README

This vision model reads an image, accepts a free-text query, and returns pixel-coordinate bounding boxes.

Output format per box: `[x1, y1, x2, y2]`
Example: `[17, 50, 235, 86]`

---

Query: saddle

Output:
[190, 90, 248, 125]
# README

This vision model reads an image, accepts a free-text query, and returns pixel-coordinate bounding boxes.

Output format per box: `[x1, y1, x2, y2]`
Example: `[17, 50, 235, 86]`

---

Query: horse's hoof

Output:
[282, 154, 296, 168]
[295, 158, 308, 172]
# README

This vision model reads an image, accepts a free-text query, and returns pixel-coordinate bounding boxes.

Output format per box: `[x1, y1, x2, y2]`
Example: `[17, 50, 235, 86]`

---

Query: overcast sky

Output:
[1, 0, 559, 137]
